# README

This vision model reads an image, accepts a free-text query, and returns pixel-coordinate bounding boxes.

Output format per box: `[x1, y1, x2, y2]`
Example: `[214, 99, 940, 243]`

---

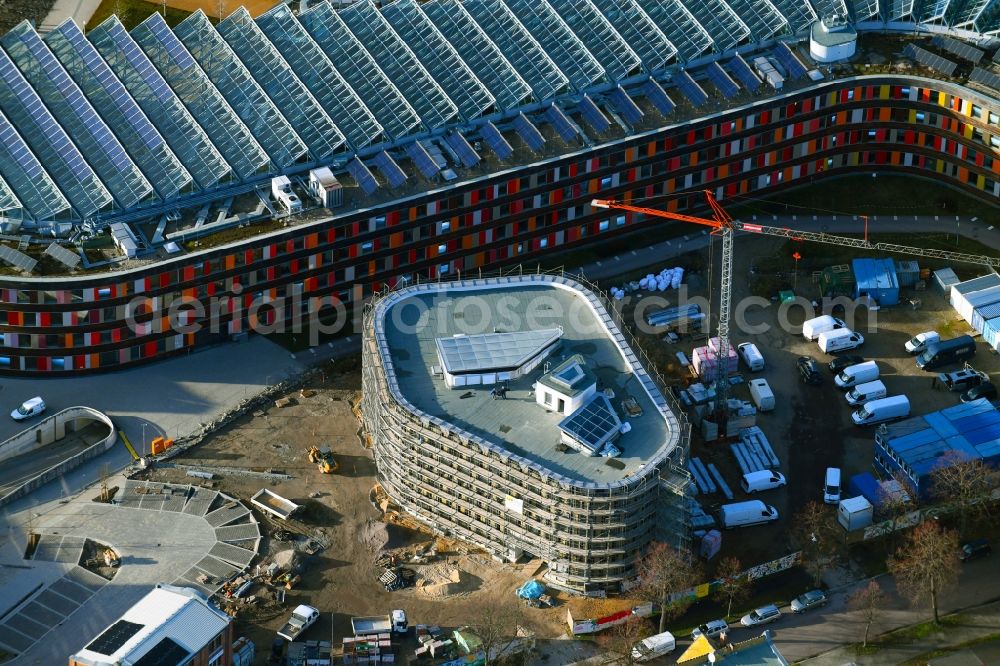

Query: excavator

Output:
[307, 446, 338, 474]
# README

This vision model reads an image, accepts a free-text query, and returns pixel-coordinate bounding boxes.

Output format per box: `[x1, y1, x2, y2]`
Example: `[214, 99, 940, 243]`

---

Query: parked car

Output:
[905, 331, 940, 355]
[961, 383, 996, 403]
[740, 604, 781, 627]
[798, 356, 823, 385]
[938, 368, 988, 392]
[691, 619, 729, 639]
[828, 355, 865, 373]
[960, 539, 992, 562]
[10, 396, 45, 421]
[791, 590, 828, 613]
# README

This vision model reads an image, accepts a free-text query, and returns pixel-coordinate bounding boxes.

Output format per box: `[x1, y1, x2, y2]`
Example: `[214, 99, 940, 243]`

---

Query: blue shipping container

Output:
[985, 317, 1000, 351]
[848, 472, 881, 505]
[853, 258, 900, 306]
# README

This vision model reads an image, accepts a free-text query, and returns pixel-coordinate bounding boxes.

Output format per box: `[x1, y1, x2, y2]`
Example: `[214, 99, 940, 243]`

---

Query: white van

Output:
[737, 342, 765, 371]
[905, 331, 940, 355]
[818, 328, 865, 353]
[748, 378, 775, 412]
[632, 630, 676, 662]
[802, 315, 847, 341]
[834, 360, 879, 389]
[740, 470, 786, 494]
[845, 379, 887, 405]
[719, 500, 779, 528]
[823, 467, 841, 504]
[851, 395, 910, 425]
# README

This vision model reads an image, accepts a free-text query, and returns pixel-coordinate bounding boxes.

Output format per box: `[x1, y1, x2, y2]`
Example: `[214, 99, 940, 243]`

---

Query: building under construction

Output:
[361, 271, 691, 594]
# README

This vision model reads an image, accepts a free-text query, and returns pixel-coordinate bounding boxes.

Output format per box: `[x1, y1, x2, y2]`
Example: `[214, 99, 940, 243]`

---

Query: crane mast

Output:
[592, 190, 999, 439]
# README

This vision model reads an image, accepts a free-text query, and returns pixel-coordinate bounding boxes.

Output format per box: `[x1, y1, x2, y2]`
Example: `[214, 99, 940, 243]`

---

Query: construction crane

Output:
[592, 190, 1000, 432]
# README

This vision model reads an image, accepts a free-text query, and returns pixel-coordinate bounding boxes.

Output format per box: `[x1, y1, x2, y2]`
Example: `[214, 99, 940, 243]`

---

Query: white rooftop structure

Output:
[434, 327, 562, 387]
[70, 584, 230, 666]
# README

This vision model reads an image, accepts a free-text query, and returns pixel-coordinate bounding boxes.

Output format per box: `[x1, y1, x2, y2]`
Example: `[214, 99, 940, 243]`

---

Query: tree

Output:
[791, 501, 844, 587]
[888, 521, 961, 624]
[635, 541, 701, 633]
[846, 580, 885, 648]
[713, 556, 751, 620]
[877, 469, 918, 555]
[464, 596, 524, 666]
[596, 616, 647, 666]
[930, 451, 1000, 536]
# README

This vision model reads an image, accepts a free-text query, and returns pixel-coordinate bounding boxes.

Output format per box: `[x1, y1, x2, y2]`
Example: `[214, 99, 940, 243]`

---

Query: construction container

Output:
[151, 436, 165, 455]
[852, 258, 899, 306]
[820, 264, 856, 297]
[973, 300, 1000, 333]
[950, 274, 1000, 312]
[895, 260, 921, 287]
[956, 284, 1000, 324]
[933, 268, 960, 295]
[837, 496, 873, 531]
[984, 317, 1000, 351]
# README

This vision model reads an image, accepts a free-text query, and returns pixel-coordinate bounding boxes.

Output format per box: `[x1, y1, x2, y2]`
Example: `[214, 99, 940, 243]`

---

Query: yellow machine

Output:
[306, 446, 338, 474]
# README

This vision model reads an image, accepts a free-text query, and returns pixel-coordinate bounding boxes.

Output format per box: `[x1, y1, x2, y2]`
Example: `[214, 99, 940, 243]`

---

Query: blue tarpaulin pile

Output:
[516, 579, 545, 600]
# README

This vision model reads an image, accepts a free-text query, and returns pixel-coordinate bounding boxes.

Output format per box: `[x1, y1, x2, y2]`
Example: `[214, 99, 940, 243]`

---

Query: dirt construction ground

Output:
[151, 359, 624, 664]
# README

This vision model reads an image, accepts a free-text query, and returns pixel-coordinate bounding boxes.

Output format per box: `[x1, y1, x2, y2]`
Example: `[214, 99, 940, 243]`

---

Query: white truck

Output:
[250, 488, 300, 520]
[631, 630, 676, 662]
[278, 605, 319, 641]
[351, 610, 408, 636]
[802, 315, 846, 341]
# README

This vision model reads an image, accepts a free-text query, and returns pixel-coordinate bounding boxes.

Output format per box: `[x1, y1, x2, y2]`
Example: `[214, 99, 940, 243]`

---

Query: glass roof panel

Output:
[916, 0, 951, 21]
[680, 0, 751, 52]
[435, 328, 562, 374]
[0, 46, 111, 217]
[44, 19, 192, 201]
[256, 4, 382, 149]
[812, 0, 851, 20]
[339, 0, 458, 129]
[547, 0, 641, 81]
[463, 0, 569, 101]
[0, 108, 67, 220]
[850, 0, 882, 20]
[502, 0, 605, 90]
[0, 172, 20, 214]
[588, 0, 677, 72]
[887, 0, 915, 19]
[947, 0, 990, 26]
[216, 7, 345, 160]
[133, 13, 270, 180]
[174, 11, 307, 170]
[2, 22, 153, 210]
[422, 0, 531, 109]
[766, 0, 818, 32]
[636, 0, 713, 61]
[299, 3, 420, 140]
[725, 0, 789, 40]
[381, 0, 495, 119]
[88, 16, 230, 190]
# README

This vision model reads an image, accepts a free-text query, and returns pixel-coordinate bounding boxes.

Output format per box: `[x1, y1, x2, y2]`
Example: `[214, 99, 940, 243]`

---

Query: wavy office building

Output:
[1, 0, 1000, 374]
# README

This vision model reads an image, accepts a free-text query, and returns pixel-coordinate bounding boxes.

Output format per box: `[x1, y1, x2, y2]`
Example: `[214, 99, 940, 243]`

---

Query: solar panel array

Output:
[44, 241, 82, 268]
[405, 141, 440, 178]
[445, 131, 480, 168]
[931, 35, 984, 63]
[727, 54, 761, 91]
[904, 43, 959, 77]
[372, 150, 407, 188]
[86, 620, 144, 656]
[609, 86, 643, 125]
[558, 394, 620, 452]
[774, 42, 808, 79]
[643, 79, 675, 116]
[0, 244, 37, 272]
[969, 66, 1000, 91]
[347, 157, 378, 195]
[512, 112, 545, 151]
[673, 70, 708, 107]
[579, 94, 611, 133]
[706, 61, 739, 98]
[5, 0, 1000, 229]
[481, 121, 513, 160]
[545, 104, 577, 142]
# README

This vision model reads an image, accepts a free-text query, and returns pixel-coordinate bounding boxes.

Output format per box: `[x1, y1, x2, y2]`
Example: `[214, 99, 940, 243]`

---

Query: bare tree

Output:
[792, 501, 844, 587]
[596, 616, 647, 666]
[713, 556, 751, 620]
[635, 541, 701, 633]
[888, 521, 961, 624]
[464, 596, 524, 666]
[930, 451, 1000, 536]
[847, 580, 886, 648]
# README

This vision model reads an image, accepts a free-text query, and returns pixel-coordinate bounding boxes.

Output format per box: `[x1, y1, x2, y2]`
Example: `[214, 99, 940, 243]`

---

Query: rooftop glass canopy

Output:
[0, 108, 68, 220]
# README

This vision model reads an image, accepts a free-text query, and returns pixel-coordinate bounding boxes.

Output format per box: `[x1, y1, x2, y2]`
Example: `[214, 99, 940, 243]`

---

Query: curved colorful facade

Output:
[2, 74, 999, 375]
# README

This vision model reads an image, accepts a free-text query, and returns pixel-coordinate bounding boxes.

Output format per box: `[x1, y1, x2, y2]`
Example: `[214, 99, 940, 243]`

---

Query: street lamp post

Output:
[141, 423, 147, 458]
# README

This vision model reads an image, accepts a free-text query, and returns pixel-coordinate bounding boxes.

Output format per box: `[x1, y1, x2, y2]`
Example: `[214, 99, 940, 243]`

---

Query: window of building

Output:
[439, 263, 449, 275]
[539, 238, 548, 248]
[599, 220, 610, 232]
[916, 112, 926, 122]
[437, 243, 447, 255]
[361, 241, 374, 253]
[543, 392, 552, 406]
[615, 214, 625, 227]
[438, 221, 451, 234]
